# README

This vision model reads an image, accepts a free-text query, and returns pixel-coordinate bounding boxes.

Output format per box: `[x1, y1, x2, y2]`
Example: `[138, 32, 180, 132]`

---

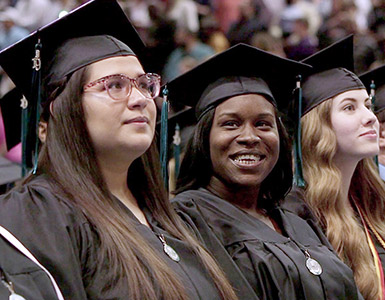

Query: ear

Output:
[38, 121, 47, 143]
[49, 101, 54, 116]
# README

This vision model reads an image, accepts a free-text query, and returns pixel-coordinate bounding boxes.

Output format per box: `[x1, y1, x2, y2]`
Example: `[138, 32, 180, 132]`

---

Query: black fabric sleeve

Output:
[0, 180, 92, 300]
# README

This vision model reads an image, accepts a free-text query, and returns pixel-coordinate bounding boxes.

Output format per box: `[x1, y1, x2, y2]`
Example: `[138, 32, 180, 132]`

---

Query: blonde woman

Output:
[284, 35, 385, 300]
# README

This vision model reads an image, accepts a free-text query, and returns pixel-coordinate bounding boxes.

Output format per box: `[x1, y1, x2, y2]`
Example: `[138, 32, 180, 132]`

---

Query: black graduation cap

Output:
[292, 35, 366, 187]
[166, 43, 313, 121]
[301, 34, 365, 115]
[359, 64, 385, 114]
[0, 88, 23, 151]
[0, 0, 146, 173]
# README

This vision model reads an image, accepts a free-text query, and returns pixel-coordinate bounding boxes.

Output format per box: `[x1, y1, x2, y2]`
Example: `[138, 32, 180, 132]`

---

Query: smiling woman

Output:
[168, 43, 364, 299]
[208, 94, 280, 209]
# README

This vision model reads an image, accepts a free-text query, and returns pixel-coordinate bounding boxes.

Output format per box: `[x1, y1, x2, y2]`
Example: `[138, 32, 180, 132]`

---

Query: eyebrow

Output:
[216, 112, 275, 118]
[339, 97, 370, 104]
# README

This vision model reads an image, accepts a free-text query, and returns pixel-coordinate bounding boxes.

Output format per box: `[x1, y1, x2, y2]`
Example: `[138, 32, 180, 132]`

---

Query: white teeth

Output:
[234, 154, 261, 164]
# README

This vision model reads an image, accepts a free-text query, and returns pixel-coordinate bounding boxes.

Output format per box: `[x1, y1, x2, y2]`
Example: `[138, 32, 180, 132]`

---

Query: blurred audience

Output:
[163, 26, 214, 81]
[227, 0, 270, 45]
[199, 15, 230, 53]
[165, 0, 200, 33]
[285, 17, 318, 61]
[280, 0, 321, 38]
[0, 7, 28, 50]
[251, 31, 286, 57]
[146, 2, 176, 74]
[212, 0, 242, 33]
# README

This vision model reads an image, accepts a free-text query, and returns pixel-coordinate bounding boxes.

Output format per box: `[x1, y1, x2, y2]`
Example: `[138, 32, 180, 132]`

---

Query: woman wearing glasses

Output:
[0, 1, 243, 299]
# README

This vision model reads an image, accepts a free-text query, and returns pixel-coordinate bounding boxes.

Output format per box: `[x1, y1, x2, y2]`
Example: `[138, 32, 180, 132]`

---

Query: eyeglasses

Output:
[83, 73, 161, 101]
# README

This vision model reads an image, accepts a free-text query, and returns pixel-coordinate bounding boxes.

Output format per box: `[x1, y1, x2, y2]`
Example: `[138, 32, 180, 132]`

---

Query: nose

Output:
[362, 107, 377, 126]
[126, 87, 148, 110]
[236, 124, 261, 145]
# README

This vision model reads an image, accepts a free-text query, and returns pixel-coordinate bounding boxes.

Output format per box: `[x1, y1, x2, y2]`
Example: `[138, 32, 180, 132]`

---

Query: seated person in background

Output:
[360, 64, 385, 181]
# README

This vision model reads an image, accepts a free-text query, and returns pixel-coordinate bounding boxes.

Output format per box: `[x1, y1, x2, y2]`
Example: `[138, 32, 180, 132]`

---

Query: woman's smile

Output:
[230, 152, 266, 168]
[209, 94, 279, 189]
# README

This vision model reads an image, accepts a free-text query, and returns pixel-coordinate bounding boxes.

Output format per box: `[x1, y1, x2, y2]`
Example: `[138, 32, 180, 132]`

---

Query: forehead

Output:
[214, 94, 276, 115]
[87, 55, 144, 79]
[332, 89, 368, 104]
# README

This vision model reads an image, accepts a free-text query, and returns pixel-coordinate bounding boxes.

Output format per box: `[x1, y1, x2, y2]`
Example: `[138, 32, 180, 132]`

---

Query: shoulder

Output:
[0, 175, 94, 299]
[281, 186, 314, 219]
[172, 190, 205, 229]
[172, 189, 209, 216]
[0, 175, 90, 251]
[279, 191, 332, 248]
[0, 175, 86, 224]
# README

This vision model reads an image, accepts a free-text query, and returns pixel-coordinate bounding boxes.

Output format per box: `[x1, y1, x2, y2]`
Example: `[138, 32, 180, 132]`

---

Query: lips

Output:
[230, 153, 265, 166]
[359, 129, 377, 137]
[124, 116, 149, 124]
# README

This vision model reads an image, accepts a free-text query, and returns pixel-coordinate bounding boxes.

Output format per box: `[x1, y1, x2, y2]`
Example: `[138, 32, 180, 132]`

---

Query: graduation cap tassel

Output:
[31, 39, 42, 175]
[293, 75, 306, 188]
[370, 80, 379, 167]
[173, 123, 181, 179]
[160, 86, 169, 190]
[20, 96, 28, 177]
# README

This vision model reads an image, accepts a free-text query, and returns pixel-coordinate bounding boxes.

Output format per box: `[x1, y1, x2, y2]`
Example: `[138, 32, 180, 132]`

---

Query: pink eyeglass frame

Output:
[83, 73, 161, 99]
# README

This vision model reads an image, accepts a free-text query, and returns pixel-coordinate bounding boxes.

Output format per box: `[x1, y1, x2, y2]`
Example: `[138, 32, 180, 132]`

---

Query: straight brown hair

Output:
[34, 67, 238, 299]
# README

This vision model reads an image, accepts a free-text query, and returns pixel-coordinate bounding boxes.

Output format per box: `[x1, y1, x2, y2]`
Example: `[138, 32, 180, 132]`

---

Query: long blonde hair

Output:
[301, 99, 385, 300]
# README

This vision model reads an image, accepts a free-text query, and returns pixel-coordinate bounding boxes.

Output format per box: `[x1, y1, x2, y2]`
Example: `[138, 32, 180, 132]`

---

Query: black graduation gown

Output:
[0, 235, 61, 300]
[283, 186, 385, 279]
[0, 175, 222, 300]
[173, 188, 364, 300]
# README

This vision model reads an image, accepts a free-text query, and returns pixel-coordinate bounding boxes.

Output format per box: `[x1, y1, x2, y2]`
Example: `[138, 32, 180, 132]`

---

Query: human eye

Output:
[343, 104, 354, 111]
[221, 120, 239, 128]
[106, 76, 126, 91]
[137, 74, 160, 98]
[256, 120, 272, 128]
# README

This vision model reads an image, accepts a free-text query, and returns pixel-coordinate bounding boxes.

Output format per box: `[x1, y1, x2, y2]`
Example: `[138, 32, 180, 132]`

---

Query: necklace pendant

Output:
[305, 250, 322, 276]
[158, 234, 180, 262]
[1, 279, 26, 300]
[163, 243, 180, 262]
[9, 294, 27, 300]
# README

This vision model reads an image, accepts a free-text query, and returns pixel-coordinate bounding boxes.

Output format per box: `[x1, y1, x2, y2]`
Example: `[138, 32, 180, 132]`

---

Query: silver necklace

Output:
[304, 249, 323, 276]
[158, 234, 180, 262]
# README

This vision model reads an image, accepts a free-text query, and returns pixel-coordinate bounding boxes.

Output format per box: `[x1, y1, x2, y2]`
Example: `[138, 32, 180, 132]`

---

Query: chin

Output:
[358, 148, 380, 159]
[230, 176, 266, 188]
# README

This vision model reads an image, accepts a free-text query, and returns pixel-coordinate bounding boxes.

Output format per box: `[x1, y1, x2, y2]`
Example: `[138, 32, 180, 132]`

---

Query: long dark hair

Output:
[176, 104, 293, 210]
[33, 66, 237, 300]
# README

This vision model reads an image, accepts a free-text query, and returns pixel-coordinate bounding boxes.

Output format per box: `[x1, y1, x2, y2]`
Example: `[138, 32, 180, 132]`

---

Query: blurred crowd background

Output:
[0, 0, 385, 172]
[1, 0, 385, 84]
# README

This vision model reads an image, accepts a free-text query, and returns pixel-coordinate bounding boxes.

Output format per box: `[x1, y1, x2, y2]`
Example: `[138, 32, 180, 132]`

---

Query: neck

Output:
[333, 155, 359, 204]
[98, 156, 149, 226]
[378, 152, 385, 165]
[207, 177, 260, 212]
